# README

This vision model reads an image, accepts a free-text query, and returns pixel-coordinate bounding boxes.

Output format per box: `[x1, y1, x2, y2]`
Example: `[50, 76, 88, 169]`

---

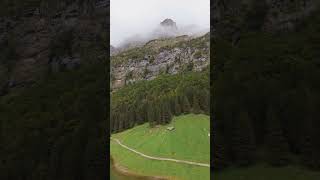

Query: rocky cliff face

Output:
[155, 18, 179, 37]
[111, 33, 210, 90]
[213, 0, 320, 40]
[0, 0, 108, 95]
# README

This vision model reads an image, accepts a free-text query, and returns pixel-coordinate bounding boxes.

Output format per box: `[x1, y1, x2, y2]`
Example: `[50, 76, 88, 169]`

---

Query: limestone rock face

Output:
[0, 1, 108, 94]
[160, 18, 178, 29]
[111, 33, 210, 91]
[110, 45, 118, 56]
[154, 18, 179, 38]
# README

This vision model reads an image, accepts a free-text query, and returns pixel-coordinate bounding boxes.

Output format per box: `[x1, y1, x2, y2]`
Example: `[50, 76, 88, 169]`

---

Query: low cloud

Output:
[111, 0, 210, 47]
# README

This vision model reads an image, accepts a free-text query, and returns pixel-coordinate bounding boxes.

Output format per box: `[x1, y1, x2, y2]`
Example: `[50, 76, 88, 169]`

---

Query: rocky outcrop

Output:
[160, 18, 178, 30]
[0, 0, 108, 94]
[110, 45, 119, 56]
[153, 18, 179, 39]
[111, 33, 210, 90]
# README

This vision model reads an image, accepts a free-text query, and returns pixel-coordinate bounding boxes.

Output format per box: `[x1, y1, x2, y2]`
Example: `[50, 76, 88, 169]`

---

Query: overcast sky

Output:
[111, 0, 210, 46]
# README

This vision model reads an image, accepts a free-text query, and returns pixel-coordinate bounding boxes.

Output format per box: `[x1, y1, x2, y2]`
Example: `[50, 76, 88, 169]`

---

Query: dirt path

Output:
[111, 138, 210, 168]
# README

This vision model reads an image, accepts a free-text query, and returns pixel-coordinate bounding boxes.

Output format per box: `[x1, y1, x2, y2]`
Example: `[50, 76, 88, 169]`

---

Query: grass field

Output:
[110, 114, 210, 180]
[213, 164, 320, 180]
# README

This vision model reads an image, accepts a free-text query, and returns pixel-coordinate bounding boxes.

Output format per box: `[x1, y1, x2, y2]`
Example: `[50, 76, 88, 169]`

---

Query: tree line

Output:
[0, 60, 108, 180]
[110, 70, 210, 133]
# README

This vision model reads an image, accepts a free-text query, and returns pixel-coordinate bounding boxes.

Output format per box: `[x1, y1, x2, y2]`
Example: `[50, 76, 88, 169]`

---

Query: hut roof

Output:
[167, 126, 175, 131]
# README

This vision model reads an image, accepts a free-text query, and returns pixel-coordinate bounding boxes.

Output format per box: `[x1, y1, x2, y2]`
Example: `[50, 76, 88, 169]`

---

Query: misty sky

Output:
[111, 0, 210, 46]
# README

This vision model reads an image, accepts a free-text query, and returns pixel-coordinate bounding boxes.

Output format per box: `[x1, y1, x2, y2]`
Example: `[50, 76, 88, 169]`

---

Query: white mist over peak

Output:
[113, 19, 209, 52]
[111, 0, 209, 47]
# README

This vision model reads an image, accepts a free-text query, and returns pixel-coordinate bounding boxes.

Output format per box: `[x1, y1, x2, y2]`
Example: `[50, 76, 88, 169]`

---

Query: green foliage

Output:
[265, 106, 290, 166]
[193, 50, 203, 59]
[213, 11, 320, 170]
[111, 70, 209, 133]
[0, 60, 107, 179]
[231, 110, 256, 166]
[111, 47, 156, 66]
[111, 33, 209, 67]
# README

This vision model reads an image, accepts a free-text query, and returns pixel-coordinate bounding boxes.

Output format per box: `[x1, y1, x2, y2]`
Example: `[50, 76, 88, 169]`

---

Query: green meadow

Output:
[110, 114, 210, 180]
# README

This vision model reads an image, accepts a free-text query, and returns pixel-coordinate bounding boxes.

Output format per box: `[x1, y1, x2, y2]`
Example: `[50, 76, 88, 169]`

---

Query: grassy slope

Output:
[110, 114, 210, 180]
[214, 164, 320, 180]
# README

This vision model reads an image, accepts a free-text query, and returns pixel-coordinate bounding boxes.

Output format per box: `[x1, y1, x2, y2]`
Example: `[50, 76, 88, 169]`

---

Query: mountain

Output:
[110, 45, 119, 56]
[111, 32, 210, 90]
[153, 18, 179, 37]
[113, 18, 209, 54]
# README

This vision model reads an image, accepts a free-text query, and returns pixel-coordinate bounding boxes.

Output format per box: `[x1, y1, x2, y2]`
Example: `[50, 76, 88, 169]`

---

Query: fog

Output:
[111, 0, 210, 47]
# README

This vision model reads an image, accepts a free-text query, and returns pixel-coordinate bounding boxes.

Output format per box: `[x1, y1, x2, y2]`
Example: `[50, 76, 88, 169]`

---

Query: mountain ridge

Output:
[111, 32, 210, 90]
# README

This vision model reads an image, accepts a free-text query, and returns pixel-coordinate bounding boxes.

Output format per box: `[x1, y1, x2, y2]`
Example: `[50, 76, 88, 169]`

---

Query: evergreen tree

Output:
[200, 90, 210, 115]
[231, 110, 256, 166]
[265, 106, 289, 166]
[213, 128, 228, 170]
[192, 94, 201, 114]
[174, 96, 181, 115]
[169, 97, 176, 115]
[153, 100, 161, 124]
[302, 90, 320, 168]
[162, 101, 172, 124]
[147, 101, 156, 127]
[181, 95, 191, 113]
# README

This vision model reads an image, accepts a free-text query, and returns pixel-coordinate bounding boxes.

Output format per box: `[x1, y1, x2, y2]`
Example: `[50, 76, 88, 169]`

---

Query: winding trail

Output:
[111, 137, 210, 168]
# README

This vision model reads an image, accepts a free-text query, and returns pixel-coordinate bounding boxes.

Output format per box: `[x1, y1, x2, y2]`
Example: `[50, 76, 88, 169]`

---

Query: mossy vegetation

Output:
[111, 33, 209, 67]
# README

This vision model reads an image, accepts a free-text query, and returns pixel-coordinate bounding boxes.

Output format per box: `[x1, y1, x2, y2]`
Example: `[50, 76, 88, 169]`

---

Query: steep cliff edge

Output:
[111, 33, 210, 90]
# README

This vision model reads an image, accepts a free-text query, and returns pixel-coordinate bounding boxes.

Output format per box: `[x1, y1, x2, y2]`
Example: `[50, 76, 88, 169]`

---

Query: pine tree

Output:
[147, 101, 156, 127]
[231, 110, 256, 166]
[118, 114, 124, 131]
[153, 100, 161, 125]
[181, 95, 191, 113]
[128, 109, 135, 128]
[213, 128, 228, 170]
[162, 102, 172, 124]
[192, 95, 201, 114]
[174, 96, 181, 115]
[169, 97, 176, 115]
[200, 90, 210, 115]
[265, 106, 289, 166]
[302, 90, 320, 168]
